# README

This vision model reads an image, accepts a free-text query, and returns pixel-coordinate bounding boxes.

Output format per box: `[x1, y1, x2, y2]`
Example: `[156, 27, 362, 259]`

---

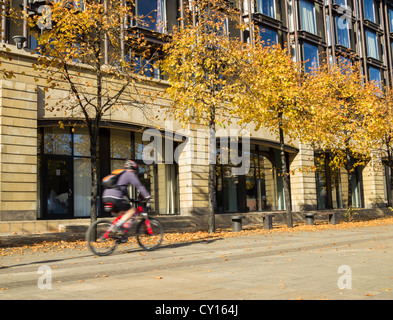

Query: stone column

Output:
[289, 143, 318, 212]
[0, 80, 37, 221]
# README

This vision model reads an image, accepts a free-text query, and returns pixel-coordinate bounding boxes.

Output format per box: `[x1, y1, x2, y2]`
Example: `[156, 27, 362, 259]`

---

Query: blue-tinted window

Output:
[260, 27, 278, 46]
[256, 0, 275, 18]
[366, 30, 379, 60]
[299, 0, 316, 34]
[389, 8, 393, 32]
[363, 0, 376, 23]
[369, 66, 381, 88]
[303, 42, 319, 72]
[137, 0, 166, 33]
[335, 15, 350, 48]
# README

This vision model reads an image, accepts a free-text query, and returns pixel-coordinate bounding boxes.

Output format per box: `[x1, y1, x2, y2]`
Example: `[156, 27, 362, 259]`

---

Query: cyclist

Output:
[102, 159, 151, 236]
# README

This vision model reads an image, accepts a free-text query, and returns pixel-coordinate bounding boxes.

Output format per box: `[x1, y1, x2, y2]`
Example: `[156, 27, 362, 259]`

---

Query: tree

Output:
[232, 41, 304, 227]
[302, 58, 380, 210]
[161, 0, 245, 233]
[360, 86, 393, 206]
[27, 0, 157, 223]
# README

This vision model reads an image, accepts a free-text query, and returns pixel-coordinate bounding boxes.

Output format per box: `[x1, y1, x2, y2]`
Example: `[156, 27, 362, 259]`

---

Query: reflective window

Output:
[299, 0, 316, 35]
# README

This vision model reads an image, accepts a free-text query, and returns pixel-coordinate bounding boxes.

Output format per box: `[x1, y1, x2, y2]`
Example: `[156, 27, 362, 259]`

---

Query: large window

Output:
[335, 15, 350, 48]
[215, 144, 289, 213]
[366, 30, 379, 60]
[363, 0, 376, 23]
[136, 0, 166, 33]
[256, 0, 276, 18]
[302, 42, 319, 72]
[299, 0, 317, 35]
[38, 126, 180, 218]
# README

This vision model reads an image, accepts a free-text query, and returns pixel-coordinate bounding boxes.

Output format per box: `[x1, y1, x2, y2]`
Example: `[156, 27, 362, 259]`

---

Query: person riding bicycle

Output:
[102, 159, 151, 235]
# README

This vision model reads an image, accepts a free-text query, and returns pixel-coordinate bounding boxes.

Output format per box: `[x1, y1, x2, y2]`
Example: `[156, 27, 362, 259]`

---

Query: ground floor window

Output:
[315, 152, 364, 209]
[37, 125, 179, 219]
[215, 143, 290, 213]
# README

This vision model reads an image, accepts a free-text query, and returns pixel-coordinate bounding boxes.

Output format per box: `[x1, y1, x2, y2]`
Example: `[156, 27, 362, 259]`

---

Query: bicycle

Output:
[85, 199, 164, 256]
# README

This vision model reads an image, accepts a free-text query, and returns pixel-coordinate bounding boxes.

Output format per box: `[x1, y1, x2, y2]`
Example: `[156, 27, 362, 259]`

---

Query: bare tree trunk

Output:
[279, 112, 292, 228]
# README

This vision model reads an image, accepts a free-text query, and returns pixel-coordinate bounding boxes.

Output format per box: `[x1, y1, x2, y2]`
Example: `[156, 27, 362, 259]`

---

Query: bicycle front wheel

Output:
[136, 217, 164, 251]
[86, 219, 119, 256]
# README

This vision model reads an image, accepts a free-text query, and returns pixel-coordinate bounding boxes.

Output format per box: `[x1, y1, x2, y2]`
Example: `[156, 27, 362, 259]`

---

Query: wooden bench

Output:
[304, 212, 337, 225]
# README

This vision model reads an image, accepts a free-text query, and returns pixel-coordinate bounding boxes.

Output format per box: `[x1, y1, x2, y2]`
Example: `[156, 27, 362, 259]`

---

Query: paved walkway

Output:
[1, 222, 393, 300]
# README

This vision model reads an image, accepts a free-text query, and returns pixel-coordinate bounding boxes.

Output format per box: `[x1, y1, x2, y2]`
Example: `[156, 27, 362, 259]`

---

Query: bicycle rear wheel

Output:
[86, 219, 119, 256]
[136, 217, 164, 251]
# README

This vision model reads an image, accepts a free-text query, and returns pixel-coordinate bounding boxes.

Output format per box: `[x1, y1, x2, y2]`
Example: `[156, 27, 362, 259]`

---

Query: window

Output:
[369, 66, 382, 88]
[136, 0, 166, 33]
[126, 54, 162, 79]
[299, 0, 317, 35]
[366, 30, 379, 60]
[260, 26, 278, 46]
[389, 8, 393, 32]
[335, 15, 350, 48]
[256, 0, 276, 18]
[302, 42, 319, 72]
[363, 0, 376, 23]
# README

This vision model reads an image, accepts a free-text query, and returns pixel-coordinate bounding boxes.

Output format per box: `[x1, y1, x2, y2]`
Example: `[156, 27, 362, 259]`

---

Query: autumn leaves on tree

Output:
[161, 0, 385, 229]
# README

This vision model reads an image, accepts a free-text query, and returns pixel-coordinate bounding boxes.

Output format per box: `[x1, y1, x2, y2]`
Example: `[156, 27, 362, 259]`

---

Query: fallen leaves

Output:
[2, 217, 393, 257]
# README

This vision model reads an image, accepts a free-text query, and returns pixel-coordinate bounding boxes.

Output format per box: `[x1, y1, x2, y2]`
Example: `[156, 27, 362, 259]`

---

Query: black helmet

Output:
[124, 159, 138, 171]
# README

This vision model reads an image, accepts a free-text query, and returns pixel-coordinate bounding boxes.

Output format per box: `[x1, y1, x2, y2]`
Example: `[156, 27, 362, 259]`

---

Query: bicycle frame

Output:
[103, 205, 153, 239]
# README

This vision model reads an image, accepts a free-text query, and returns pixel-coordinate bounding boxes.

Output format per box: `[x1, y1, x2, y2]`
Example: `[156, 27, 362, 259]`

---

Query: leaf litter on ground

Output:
[2, 217, 393, 257]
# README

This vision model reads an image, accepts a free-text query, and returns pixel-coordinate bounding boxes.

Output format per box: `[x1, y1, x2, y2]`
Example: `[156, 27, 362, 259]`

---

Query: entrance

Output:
[42, 157, 73, 218]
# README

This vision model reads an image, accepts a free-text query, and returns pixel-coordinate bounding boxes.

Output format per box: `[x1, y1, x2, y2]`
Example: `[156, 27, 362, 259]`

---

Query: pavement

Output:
[1, 219, 393, 302]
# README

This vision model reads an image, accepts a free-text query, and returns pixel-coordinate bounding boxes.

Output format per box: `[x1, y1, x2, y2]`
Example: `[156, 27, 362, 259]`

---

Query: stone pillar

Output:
[177, 124, 210, 216]
[0, 80, 37, 221]
[362, 157, 386, 208]
[289, 143, 317, 212]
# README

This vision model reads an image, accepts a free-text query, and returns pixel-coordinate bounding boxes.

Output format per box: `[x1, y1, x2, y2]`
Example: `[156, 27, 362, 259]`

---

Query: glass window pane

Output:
[390, 9, 393, 32]
[73, 127, 90, 157]
[303, 42, 319, 72]
[335, 15, 350, 48]
[257, 0, 275, 18]
[44, 127, 72, 155]
[260, 26, 278, 46]
[110, 129, 131, 159]
[366, 30, 379, 59]
[369, 66, 381, 88]
[363, 0, 376, 22]
[137, 0, 166, 33]
[73, 157, 91, 217]
[300, 0, 316, 34]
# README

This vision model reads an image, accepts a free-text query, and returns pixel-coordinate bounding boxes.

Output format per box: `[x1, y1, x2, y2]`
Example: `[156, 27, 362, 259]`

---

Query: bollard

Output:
[305, 213, 315, 225]
[231, 215, 244, 232]
[263, 215, 273, 230]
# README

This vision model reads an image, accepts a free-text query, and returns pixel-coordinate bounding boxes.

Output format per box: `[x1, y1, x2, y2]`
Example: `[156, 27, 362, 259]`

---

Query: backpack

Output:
[101, 169, 126, 189]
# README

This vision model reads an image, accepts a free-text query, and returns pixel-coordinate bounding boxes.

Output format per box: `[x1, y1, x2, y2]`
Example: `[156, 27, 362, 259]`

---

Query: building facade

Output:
[0, 0, 390, 222]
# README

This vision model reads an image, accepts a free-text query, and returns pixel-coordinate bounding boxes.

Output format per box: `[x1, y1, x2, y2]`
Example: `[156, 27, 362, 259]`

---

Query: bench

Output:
[304, 212, 337, 226]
